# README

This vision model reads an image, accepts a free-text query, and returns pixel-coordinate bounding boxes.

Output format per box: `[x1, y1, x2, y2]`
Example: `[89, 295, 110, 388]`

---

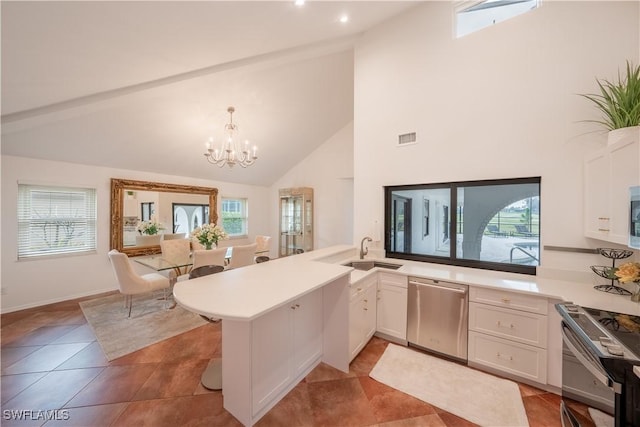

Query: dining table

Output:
[133, 247, 233, 276]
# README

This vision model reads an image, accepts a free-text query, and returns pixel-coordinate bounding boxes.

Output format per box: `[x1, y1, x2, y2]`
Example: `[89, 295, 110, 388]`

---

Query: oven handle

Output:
[561, 325, 621, 394]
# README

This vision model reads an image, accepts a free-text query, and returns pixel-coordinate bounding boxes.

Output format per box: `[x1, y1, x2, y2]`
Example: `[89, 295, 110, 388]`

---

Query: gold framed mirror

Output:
[110, 178, 218, 257]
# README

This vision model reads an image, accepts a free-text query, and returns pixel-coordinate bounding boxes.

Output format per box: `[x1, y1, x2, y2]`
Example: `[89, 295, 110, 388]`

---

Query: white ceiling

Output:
[1, 1, 417, 186]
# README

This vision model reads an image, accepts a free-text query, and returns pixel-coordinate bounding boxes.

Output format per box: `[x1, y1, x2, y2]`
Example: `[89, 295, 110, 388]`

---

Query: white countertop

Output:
[321, 246, 640, 317]
[174, 245, 640, 320]
[173, 249, 352, 321]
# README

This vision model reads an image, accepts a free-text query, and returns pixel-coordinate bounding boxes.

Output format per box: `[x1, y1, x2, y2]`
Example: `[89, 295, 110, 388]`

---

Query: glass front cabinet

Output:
[279, 187, 313, 257]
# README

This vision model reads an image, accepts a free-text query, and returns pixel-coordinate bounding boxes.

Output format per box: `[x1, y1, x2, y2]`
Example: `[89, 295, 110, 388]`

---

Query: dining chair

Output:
[228, 243, 258, 269]
[107, 249, 171, 317]
[189, 264, 225, 279]
[160, 239, 192, 275]
[255, 235, 271, 255]
[192, 247, 228, 269]
[162, 232, 186, 240]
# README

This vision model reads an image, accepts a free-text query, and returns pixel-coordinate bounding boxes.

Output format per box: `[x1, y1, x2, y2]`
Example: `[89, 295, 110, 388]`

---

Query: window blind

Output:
[17, 184, 97, 259]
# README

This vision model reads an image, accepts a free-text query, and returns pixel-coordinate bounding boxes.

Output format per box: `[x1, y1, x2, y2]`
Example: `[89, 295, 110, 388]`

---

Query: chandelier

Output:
[204, 106, 258, 168]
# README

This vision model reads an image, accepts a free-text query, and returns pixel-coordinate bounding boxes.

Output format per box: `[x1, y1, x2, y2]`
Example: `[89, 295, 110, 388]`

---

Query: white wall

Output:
[270, 122, 354, 253]
[353, 1, 640, 277]
[1, 155, 270, 312]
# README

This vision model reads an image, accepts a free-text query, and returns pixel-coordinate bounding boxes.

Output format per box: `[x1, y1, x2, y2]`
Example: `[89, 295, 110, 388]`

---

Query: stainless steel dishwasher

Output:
[407, 277, 469, 362]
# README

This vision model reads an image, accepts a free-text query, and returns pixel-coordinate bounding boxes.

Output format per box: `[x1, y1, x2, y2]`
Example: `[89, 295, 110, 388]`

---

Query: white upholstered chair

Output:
[107, 249, 171, 317]
[162, 233, 185, 240]
[160, 239, 192, 275]
[192, 247, 228, 270]
[255, 235, 271, 255]
[228, 243, 257, 269]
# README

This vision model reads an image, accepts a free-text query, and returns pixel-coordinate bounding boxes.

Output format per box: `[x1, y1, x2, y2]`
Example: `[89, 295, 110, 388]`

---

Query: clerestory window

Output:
[455, 0, 540, 38]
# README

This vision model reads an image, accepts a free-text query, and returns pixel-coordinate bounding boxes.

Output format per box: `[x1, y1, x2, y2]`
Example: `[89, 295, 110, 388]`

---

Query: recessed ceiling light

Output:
[339, 14, 349, 23]
[294, 0, 305, 6]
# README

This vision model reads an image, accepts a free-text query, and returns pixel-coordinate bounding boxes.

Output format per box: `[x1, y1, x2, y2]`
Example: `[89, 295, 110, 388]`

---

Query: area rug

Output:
[369, 344, 529, 427]
[588, 408, 613, 427]
[80, 292, 207, 361]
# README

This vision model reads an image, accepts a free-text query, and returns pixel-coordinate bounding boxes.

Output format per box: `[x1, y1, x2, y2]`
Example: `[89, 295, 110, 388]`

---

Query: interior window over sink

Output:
[385, 177, 540, 275]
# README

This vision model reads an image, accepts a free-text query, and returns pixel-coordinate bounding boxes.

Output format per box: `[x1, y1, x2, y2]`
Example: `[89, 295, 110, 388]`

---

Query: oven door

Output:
[561, 323, 616, 426]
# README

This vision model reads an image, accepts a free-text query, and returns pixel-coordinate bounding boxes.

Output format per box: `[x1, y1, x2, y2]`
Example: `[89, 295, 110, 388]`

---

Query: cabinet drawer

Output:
[350, 274, 377, 298]
[468, 331, 547, 384]
[470, 287, 547, 315]
[378, 272, 407, 288]
[469, 302, 547, 348]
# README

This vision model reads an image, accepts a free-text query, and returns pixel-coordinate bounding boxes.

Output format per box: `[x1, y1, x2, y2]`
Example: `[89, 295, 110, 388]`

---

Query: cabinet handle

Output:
[363, 299, 368, 303]
[598, 228, 610, 232]
[598, 217, 610, 220]
[496, 352, 513, 361]
[357, 287, 362, 292]
[290, 306, 296, 310]
[497, 321, 515, 329]
[295, 304, 300, 308]
[501, 297, 511, 303]
[363, 307, 368, 311]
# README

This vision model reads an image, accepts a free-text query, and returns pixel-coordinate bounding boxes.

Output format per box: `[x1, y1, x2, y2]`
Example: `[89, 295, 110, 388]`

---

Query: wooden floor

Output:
[1, 293, 597, 427]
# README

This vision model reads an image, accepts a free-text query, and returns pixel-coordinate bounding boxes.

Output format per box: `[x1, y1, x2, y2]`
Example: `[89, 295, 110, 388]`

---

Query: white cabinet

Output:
[251, 289, 323, 416]
[376, 273, 408, 342]
[349, 274, 377, 361]
[584, 136, 639, 244]
[468, 287, 548, 385]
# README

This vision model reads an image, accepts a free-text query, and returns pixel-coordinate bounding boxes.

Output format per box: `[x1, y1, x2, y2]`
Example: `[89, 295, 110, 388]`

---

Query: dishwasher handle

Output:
[409, 280, 467, 294]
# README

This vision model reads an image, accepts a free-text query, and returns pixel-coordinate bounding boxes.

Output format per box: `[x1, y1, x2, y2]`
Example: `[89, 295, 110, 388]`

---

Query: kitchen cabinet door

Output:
[584, 136, 639, 244]
[251, 302, 294, 414]
[292, 289, 323, 377]
[376, 277, 408, 341]
[363, 282, 377, 339]
[252, 288, 323, 415]
[584, 148, 610, 240]
[349, 275, 377, 361]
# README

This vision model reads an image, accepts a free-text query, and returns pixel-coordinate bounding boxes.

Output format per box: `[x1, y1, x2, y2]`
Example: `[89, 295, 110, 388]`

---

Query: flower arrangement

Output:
[136, 220, 164, 235]
[614, 261, 640, 302]
[191, 223, 228, 250]
[615, 261, 640, 284]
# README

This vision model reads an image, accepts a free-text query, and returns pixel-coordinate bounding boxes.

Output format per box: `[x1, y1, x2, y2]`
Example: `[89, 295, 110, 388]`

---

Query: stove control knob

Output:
[599, 337, 614, 346]
[607, 345, 624, 356]
[566, 304, 579, 313]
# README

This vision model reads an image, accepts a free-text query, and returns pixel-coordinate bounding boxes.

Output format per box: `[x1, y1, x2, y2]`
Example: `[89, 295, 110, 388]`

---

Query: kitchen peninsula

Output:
[172, 247, 354, 427]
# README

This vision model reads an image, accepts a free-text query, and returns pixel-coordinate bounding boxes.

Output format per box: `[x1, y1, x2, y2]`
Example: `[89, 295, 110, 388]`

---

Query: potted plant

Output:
[581, 61, 640, 145]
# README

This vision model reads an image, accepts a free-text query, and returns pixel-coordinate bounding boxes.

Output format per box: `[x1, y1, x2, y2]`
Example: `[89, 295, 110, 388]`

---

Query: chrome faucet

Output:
[360, 236, 373, 259]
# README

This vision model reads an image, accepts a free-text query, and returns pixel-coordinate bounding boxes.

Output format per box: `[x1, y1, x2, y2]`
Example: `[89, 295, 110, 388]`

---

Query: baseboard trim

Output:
[1, 287, 118, 314]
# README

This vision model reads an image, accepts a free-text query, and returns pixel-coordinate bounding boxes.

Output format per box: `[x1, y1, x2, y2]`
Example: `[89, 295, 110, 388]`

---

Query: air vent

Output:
[398, 132, 417, 146]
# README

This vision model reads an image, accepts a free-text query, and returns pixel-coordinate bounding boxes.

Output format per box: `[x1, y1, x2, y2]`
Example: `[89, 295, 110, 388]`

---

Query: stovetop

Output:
[582, 307, 640, 357]
[557, 303, 640, 361]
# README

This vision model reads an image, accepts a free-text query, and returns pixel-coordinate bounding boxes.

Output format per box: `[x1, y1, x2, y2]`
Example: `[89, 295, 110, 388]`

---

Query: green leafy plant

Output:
[581, 61, 640, 131]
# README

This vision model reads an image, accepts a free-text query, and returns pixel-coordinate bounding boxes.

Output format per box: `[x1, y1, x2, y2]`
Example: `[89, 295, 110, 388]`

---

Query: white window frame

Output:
[454, 0, 540, 39]
[221, 197, 248, 238]
[17, 184, 97, 259]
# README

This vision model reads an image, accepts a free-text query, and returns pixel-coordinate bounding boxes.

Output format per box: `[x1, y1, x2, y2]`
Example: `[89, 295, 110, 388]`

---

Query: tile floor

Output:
[1, 292, 597, 427]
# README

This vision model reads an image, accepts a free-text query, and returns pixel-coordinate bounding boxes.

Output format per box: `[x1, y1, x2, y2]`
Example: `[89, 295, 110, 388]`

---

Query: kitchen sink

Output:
[343, 260, 402, 271]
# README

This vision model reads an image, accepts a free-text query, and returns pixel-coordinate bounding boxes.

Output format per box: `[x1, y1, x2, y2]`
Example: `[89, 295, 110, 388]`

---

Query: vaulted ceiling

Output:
[1, 1, 416, 186]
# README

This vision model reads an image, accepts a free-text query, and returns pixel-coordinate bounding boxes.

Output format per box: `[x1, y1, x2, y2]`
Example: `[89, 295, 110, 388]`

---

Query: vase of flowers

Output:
[614, 261, 640, 302]
[137, 220, 164, 235]
[191, 223, 228, 250]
